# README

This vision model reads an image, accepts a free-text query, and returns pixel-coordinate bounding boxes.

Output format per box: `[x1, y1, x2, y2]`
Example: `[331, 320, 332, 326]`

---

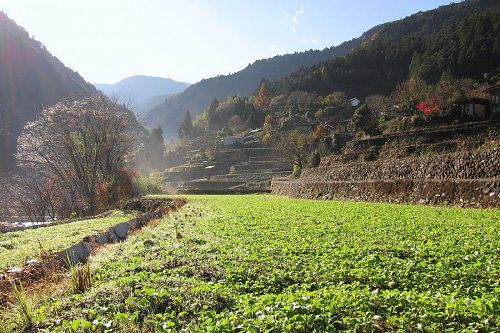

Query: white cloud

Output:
[292, 6, 304, 23]
[299, 37, 319, 45]
[283, 5, 304, 33]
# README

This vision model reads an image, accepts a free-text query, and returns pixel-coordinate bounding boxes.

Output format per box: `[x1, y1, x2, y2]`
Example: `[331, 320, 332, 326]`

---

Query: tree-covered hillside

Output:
[139, 27, 381, 138]
[0, 12, 96, 172]
[268, 0, 500, 99]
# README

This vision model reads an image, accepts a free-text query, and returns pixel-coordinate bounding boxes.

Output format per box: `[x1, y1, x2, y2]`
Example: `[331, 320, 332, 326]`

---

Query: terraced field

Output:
[2, 195, 499, 332]
[0, 211, 135, 271]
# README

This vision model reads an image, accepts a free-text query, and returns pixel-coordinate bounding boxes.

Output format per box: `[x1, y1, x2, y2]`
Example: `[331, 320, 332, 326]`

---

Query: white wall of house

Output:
[350, 98, 361, 107]
[223, 136, 244, 146]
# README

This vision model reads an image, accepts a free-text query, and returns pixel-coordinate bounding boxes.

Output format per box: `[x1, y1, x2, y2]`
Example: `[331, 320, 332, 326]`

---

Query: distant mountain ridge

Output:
[0, 11, 96, 172]
[139, 28, 381, 138]
[94, 75, 190, 114]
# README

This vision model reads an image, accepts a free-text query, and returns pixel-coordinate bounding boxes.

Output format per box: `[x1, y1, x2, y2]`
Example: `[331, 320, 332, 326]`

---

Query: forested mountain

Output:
[94, 75, 190, 114]
[0, 12, 96, 172]
[268, 0, 500, 99]
[140, 27, 381, 138]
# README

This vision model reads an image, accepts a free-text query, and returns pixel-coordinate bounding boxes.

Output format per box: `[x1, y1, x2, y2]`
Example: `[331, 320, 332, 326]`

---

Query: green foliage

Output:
[132, 174, 164, 196]
[351, 104, 379, 135]
[0, 211, 134, 271]
[10, 195, 499, 332]
[178, 111, 194, 139]
[261, 132, 272, 146]
[291, 164, 302, 178]
[143, 127, 166, 172]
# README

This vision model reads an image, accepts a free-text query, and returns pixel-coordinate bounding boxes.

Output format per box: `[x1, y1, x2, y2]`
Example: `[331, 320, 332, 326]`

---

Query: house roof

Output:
[248, 128, 263, 134]
[348, 97, 359, 102]
[485, 83, 500, 92]
[466, 98, 490, 105]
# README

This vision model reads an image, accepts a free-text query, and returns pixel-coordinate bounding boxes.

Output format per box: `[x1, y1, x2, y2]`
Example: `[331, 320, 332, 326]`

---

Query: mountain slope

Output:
[0, 12, 96, 172]
[140, 29, 381, 138]
[268, 0, 500, 99]
[94, 75, 190, 113]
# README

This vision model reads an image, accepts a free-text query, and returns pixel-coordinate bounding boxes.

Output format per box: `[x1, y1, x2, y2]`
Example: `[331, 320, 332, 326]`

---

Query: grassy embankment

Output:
[2, 195, 499, 332]
[0, 211, 135, 271]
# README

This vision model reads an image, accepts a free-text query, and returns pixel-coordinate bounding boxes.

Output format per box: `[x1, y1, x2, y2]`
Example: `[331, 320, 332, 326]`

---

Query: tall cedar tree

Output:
[178, 111, 193, 138]
[145, 127, 166, 171]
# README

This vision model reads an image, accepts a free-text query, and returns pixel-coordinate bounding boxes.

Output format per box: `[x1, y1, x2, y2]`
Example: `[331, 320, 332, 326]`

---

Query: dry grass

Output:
[11, 281, 33, 331]
[67, 258, 92, 294]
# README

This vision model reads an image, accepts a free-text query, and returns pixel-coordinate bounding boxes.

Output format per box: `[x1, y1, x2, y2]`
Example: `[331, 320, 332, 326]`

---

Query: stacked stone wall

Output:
[272, 179, 499, 207]
[272, 122, 499, 207]
[303, 149, 498, 182]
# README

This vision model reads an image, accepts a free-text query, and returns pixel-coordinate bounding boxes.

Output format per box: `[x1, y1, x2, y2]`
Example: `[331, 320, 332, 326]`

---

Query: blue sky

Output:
[1, 0, 458, 84]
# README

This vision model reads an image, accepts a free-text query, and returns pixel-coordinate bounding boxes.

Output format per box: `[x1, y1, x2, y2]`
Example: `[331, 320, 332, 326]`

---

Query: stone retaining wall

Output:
[302, 149, 499, 182]
[272, 178, 499, 207]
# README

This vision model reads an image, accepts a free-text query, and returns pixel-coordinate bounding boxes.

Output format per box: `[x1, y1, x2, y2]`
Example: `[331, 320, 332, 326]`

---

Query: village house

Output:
[292, 120, 315, 132]
[223, 136, 244, 146]
[349, 97, 361, 107]
[336, 118, 352, 134]
[486, 83, 500, 116]
[463, 98, 490, 120]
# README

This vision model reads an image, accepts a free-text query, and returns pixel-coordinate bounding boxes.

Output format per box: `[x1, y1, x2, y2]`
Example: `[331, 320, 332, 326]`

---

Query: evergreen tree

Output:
[207, 97, 219, 130]
[178, 111, 193, 139]
[145, 127, 165, 171]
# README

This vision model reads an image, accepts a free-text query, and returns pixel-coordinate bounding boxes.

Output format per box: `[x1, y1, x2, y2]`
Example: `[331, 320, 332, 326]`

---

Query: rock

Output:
[26, 259, 40, 265]
[113, 222, 130, 240]
[96, 234, 109, 245]
[65, 242, 91, 265]
[7, 267, 22, 274]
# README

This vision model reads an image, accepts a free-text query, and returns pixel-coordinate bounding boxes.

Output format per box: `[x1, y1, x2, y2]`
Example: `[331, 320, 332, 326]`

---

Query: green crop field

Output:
[0, 211, 135, 271]
[2, 195, 499, 332]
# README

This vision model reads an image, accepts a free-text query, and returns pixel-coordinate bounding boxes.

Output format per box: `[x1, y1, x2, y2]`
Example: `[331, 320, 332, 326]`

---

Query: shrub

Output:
[291, 164, 302, 178]
[261, 132, 272, 146]
[132, 174, 164, 196]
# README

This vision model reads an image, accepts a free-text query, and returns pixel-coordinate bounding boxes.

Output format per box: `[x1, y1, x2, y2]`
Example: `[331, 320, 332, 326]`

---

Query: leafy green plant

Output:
[3, 195, 499, 332]
[0, 211, 134, 271]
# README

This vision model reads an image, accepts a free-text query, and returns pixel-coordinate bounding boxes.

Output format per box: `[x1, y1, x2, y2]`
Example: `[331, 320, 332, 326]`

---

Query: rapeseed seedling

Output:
[1, 195, 499, 332]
